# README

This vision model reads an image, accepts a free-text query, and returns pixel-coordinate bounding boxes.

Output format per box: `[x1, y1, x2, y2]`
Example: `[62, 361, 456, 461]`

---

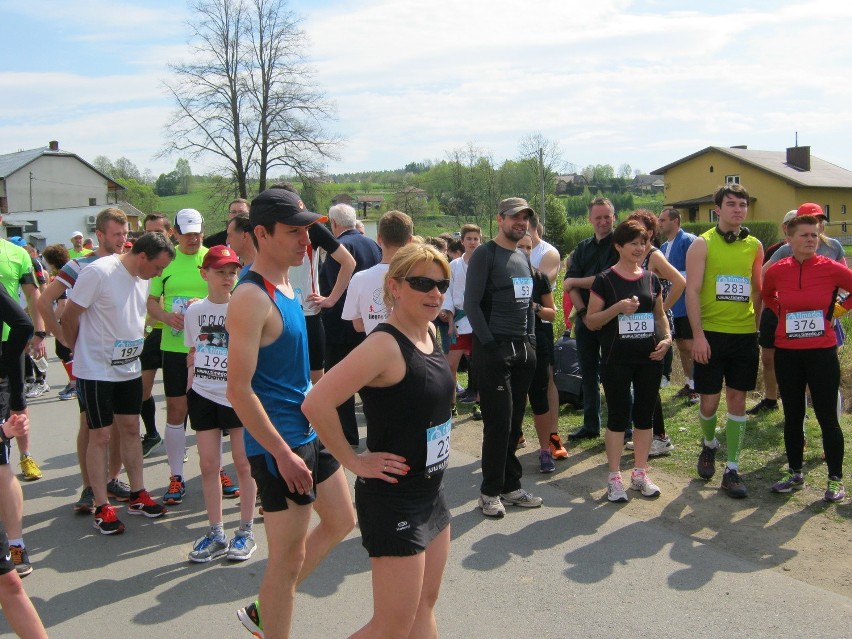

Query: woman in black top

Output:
[304, 243, 454, 639]
[586, 220, 672, 503]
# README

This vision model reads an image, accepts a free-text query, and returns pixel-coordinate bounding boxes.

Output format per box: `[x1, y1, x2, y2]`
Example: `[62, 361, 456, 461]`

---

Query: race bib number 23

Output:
[425, 418, 451, 476]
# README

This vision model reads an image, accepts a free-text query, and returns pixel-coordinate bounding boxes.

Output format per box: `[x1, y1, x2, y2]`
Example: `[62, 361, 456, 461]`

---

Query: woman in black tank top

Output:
[303, 243, 454, 638]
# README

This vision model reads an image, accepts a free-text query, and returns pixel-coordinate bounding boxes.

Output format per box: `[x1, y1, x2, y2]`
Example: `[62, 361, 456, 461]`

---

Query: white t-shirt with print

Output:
[69, 255, 148, 381]
[183, 297, 231, 406]
[342, 263, 389, 335]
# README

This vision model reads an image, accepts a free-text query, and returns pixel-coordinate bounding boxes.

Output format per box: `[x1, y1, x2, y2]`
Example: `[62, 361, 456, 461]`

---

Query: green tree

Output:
[175, 158, 192, 195]
[113, 157, 142, 182]
[391, 186, 428, 218]
[155, 171, 181, 196]
[120, 178, 160, 213]
[92, 155, 115, 177]
[531, 194, 568, 256]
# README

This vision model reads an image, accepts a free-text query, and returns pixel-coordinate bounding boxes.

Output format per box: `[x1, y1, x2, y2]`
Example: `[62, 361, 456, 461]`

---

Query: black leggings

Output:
[774, 347, 844, 478]
[601, 356, 662, 433]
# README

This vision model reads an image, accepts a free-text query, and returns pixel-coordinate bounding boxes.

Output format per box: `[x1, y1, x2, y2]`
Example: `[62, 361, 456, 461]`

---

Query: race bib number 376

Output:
[785, 310, 824, 339]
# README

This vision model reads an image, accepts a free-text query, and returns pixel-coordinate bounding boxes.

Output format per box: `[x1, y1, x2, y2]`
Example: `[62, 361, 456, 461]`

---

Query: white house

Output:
[0, 141, 126, 250]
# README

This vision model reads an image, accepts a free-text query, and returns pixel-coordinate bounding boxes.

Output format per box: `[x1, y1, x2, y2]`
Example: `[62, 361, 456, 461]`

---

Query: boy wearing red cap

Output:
[184, 245, 258, 562]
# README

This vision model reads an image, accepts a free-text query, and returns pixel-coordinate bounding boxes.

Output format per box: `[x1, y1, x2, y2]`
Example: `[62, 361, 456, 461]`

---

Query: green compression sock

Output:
[699, 412, 718, 444]
[725, 413, 747, 466]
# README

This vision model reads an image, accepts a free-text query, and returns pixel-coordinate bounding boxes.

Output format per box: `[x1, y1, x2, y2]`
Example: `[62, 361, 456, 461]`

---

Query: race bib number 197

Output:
[111, 338, 144, 366]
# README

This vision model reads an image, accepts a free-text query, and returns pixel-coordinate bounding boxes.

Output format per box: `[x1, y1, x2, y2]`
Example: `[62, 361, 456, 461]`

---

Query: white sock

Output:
[165, 423, 186, 477]
[688, 379, 695, 390]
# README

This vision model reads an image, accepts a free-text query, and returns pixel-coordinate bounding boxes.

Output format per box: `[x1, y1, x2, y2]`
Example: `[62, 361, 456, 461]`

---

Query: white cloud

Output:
[1, 0, 851, 178]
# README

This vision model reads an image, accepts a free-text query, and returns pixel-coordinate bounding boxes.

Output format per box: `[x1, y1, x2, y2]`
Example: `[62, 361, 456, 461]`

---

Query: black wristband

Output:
[34, 331, 47, 339]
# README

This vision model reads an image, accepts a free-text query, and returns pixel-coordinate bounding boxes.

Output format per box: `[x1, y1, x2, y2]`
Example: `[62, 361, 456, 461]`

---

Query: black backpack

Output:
[553, 332, 583, 408]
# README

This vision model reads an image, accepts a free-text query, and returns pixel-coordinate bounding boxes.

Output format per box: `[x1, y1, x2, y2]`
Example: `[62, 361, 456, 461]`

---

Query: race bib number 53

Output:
[512, 277, 533, 301]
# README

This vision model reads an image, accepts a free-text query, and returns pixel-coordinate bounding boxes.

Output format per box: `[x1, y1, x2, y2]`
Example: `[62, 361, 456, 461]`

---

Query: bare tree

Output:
[161, 0, 340, 198]
[517, 133, 565, 225]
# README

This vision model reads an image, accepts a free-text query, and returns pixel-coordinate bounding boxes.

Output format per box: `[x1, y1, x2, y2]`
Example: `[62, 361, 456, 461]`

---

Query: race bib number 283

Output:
[715, 275, 750, 302]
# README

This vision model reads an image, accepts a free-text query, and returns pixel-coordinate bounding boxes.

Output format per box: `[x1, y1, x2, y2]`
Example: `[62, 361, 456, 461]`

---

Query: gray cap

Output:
[782, 209, 797, 224]
[498, 197, 533, 217]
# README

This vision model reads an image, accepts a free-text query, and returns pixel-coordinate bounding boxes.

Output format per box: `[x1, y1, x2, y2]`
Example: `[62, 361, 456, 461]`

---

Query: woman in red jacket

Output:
[762, 214, 852, 502]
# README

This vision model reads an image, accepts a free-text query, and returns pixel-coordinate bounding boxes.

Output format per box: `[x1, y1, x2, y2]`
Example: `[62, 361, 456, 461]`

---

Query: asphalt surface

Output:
[1, 349, 850, 638]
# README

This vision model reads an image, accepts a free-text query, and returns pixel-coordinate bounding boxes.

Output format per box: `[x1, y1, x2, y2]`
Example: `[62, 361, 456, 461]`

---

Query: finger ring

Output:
[383, 463, 387, 471]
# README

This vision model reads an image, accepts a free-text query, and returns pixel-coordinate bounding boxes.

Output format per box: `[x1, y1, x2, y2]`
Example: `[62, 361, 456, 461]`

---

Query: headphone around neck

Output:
[715, 225, 750, 244]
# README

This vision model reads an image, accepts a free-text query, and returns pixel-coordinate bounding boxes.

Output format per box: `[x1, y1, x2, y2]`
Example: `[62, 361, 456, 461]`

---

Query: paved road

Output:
[1, 351, 850, 637]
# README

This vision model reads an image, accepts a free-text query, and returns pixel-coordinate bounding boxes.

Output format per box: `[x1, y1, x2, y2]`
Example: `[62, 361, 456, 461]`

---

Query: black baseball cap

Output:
[250, 188, 328, 227]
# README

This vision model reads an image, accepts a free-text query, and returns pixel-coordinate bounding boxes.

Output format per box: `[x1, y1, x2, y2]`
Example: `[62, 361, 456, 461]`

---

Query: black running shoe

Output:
[696, 444, 718, 480]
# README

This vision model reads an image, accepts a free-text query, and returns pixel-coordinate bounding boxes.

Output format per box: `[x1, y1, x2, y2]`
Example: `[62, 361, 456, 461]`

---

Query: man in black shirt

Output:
[321, 203, 380, 445]
[563, 197, 618, 440]
[203, 198, 250, 248]
[465, 197, 542, 518]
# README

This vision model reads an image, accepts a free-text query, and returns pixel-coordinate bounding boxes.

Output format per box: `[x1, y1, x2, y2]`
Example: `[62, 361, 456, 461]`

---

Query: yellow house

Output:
[651, 146, 852, 237]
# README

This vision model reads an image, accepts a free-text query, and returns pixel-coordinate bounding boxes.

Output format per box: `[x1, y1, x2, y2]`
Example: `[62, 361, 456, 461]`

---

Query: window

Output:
[824, 204, 830, 222]
[725, 175, 740, 184]
[842, 204, 847, 215]
[89, 198, 97, 206]
[709, 208, 718, 223]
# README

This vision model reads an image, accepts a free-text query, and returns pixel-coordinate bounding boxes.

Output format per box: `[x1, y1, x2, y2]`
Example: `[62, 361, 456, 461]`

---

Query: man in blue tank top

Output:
[227, 186, 356, 639]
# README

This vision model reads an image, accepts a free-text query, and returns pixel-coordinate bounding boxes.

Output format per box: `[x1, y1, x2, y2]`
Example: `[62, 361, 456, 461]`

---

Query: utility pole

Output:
[539, 147, 546, 226]
[29, 171, 34, 211]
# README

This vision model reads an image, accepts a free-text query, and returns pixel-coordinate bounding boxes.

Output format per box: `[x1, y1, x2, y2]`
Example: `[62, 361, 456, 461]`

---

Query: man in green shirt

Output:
[146, 209, 208, 505]
[68, 231, 91, 259]
[685, 183, 763, 498]
[0, 226, 47, 482]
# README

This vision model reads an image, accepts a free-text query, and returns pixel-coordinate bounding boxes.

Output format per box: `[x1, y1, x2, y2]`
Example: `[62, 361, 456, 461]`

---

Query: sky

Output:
[2, 0, 852, 180]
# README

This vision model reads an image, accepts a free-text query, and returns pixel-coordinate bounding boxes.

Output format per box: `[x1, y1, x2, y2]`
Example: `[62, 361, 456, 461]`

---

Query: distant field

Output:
[158, 184, 232, 233]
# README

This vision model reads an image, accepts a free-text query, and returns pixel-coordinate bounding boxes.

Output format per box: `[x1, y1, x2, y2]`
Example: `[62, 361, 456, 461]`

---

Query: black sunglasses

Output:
[403, 276, 450, 294]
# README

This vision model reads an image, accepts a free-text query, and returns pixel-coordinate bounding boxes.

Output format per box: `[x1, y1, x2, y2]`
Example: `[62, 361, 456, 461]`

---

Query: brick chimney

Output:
[48, 140, 59, 151]
[786, 145, 811, 171]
